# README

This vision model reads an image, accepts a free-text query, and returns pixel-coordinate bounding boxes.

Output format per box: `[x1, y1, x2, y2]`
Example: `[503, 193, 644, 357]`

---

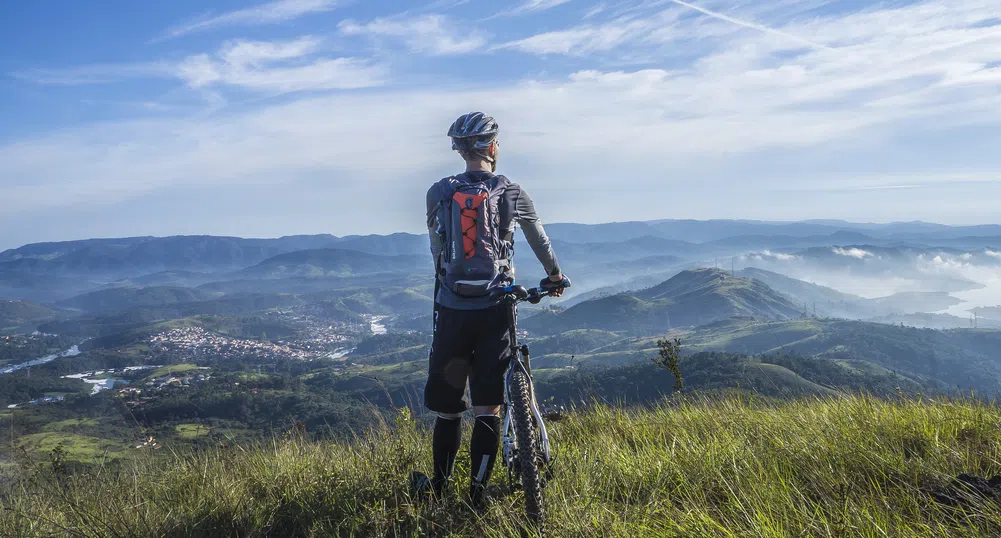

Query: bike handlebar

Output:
[490, 278, 571, 304]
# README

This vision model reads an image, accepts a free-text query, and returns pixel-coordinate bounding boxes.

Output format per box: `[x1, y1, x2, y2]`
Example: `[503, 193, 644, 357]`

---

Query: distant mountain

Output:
[0, 234, 428, 281]
[525, 268, 801, 335]
[0, 300, 61, 333]
[58, 286, 224, 313]
[0, 271, 103, 303]
[239, 249, 429, 279]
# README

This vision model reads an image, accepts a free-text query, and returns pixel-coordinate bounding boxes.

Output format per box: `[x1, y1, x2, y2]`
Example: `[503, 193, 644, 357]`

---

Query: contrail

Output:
[665, 0, 832, 50]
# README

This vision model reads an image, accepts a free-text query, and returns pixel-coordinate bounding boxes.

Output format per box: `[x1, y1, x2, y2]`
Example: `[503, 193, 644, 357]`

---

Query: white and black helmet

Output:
[448, 112, 498, 157]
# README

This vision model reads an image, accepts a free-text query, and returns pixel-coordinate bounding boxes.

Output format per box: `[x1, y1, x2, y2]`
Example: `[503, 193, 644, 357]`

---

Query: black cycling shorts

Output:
[424, 304, 512, 414]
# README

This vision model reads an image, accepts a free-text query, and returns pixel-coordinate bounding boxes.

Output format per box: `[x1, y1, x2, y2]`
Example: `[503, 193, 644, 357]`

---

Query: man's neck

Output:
[465, 160, 493, 173]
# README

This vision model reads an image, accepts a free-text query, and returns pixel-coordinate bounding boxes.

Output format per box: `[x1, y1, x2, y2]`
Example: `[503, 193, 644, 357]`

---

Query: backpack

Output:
[432, 174, 514, 298]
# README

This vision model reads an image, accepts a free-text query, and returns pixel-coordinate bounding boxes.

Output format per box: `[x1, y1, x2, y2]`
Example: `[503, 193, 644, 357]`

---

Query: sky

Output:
[1, 0, 1001, 250]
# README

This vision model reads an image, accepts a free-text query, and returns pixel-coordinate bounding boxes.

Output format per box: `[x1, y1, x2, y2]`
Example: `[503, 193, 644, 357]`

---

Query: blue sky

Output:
[2, 0, 1001, 250]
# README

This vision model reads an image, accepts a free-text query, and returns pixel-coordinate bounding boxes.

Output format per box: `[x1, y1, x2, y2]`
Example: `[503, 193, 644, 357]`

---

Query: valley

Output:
[0, 219, 999, 469]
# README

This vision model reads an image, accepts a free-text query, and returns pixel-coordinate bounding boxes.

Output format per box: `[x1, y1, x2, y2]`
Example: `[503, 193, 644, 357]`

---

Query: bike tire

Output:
[510, 366, 545, 529]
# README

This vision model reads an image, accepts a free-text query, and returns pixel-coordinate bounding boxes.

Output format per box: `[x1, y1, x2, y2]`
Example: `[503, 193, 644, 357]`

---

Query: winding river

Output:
[1, 345, 81, 375]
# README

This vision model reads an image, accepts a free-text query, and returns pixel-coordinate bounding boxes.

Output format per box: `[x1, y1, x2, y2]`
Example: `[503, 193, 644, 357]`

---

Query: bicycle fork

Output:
[501, 345, 553, 485]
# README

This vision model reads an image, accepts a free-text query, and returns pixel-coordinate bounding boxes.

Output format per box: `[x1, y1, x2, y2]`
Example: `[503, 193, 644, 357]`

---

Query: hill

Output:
[4, 396, 1000, 537]
[0, 234, 428, 280]
[525, 268, 801, 335]
[683, 319, 1001, 392]
[0, 300, 61, 334]
[57, 286, 223, 312]
[239, 249, 428, 279]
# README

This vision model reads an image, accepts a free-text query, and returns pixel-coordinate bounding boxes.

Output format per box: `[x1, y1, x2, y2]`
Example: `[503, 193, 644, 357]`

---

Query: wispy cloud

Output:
[17, 37, 386, 95]
[158, 0, 337, 41]
[176, 38, 385, 92]
[663, 0, 831, 50]
[489, 0, 572, 19]
[339, 15, 487, 55]
[494, 21, 644, 55]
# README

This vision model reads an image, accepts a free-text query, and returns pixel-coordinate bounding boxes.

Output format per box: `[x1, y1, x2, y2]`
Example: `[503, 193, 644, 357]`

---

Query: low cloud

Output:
[833, 247, 872, 259]
[763, 250, 798, 261]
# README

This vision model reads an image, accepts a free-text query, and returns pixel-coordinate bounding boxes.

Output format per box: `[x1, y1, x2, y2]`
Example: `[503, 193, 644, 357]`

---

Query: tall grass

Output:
[3, 395, 1001, 537]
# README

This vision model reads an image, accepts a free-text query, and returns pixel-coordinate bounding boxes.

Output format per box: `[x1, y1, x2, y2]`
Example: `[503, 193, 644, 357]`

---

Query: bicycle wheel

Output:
[510, 366, 544, 528]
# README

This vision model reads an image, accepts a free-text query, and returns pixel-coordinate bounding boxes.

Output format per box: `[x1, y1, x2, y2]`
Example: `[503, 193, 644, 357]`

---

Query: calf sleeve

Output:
[469, 415, 501, 486]
[432, 416, 462, 488]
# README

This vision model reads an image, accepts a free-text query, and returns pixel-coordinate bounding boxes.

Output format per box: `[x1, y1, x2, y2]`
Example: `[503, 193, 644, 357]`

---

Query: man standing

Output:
[415, 112, 567, 506]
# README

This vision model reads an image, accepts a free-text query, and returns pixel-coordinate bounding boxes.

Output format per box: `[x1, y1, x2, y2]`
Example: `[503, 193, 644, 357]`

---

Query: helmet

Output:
[448, 112, 498, 156]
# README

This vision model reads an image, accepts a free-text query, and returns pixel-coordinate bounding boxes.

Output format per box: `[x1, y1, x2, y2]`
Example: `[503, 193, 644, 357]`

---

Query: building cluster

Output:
[264, 308, 359, 350]
[118, 367, 212, 408]
[149, 327, 313, 361]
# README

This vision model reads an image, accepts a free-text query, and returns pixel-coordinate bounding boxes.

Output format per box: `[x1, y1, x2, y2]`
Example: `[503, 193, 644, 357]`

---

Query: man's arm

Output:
[427, 185, 444, 267]
[510, 185, 561, 279]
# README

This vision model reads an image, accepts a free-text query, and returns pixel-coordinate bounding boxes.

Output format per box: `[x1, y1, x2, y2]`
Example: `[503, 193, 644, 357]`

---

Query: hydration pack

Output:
[432, 174, 514, 297]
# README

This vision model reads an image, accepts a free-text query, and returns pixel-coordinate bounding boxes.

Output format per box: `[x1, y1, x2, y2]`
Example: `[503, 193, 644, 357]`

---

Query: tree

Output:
[652, 338, 684, 392]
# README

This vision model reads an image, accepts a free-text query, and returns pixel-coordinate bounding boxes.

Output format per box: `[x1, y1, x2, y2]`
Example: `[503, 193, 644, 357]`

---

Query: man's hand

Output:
[541, 274, 571, 297]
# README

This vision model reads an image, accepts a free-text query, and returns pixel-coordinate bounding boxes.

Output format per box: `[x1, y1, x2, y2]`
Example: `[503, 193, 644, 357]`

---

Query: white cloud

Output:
[762, 250, 798, 261]
[986, 250, 1001, 259]
[17, 37, 386, 95]
[175, 37, 385, 92]
[159, 0, 337, 40]
[833, 247, 872, 259]
[339, 15, 486, 55]
[495, 23, 640, 55]
[489, 0, 572, 18]
[663, 0, 829, 50]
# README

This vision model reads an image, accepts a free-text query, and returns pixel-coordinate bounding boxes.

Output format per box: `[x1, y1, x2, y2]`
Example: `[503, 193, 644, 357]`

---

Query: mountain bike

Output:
[490, 279, 569, 529]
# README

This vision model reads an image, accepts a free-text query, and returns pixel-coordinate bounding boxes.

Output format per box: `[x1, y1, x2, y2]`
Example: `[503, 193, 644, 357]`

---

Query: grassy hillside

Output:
[683, 319, 1001, 392]
[58, 285, 223, 312]
[4, 396, 1000, 537]
[0, 300, 61, 333]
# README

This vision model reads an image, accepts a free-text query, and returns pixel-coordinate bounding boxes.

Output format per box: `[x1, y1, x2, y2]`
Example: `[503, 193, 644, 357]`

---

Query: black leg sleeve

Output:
[432, 416, 462, 491]
[469, 415, 501, 487]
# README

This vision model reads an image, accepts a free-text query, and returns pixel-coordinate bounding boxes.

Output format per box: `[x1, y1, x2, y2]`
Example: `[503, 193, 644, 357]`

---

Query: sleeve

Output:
[511, 185, 561, 277]
[426, 185, 443, 269]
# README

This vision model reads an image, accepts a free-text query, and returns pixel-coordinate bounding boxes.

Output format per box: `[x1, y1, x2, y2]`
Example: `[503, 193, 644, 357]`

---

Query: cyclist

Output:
[414, 112, 568, 506]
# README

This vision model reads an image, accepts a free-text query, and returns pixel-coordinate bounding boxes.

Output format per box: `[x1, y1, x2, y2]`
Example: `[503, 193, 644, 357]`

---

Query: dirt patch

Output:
[932, 473, 1001, 508]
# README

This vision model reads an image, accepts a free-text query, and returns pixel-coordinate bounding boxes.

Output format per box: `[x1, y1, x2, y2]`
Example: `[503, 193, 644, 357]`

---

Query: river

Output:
[1, 345, 81, 375]
[62, 371, 130, 394]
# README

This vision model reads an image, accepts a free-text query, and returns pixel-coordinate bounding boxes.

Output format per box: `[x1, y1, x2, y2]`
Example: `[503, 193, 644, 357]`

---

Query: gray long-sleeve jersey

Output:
[427, 171, 560, 310]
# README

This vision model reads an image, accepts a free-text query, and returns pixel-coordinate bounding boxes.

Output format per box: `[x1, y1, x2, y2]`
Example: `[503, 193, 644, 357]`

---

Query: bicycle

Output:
[490, 279, 569, 529]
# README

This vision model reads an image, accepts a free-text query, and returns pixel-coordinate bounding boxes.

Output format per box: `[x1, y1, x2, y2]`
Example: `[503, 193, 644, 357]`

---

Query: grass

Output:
[174, 424, 212, 439]
[15, 432, 127, 465]
[143, 363, 203, 381]
[3, 395, 1001, 537]
[43, 418, 99, 432]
